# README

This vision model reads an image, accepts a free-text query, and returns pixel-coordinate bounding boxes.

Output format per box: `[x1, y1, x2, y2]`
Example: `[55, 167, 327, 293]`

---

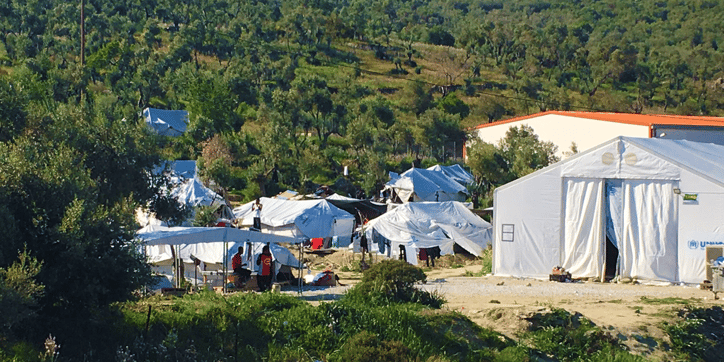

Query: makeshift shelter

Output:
[493, 136, 724, 284]
[144, 108, 189, 137]
[137, 226, 303, 289]
[171, 178, 227, 210]
[427, 164, 475, 186]
[363, 201, 492, 264]
[324, 193, 387, 224]
[233, 197, 356, 243]
[384, 167, 469, 202]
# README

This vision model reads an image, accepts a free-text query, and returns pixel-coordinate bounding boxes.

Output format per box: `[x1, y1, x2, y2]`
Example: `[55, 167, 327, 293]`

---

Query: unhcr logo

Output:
[688, 240, 724, 250]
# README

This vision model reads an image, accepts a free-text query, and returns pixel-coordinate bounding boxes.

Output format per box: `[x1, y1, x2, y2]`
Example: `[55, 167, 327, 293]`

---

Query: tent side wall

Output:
[493, 165, 563, 278]
[677, 169, 724, 284]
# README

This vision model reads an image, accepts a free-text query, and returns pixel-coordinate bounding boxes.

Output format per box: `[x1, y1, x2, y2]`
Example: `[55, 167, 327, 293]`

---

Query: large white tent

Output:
[363, 201, 492, 264]
[384, 167, 469, 202]
[233, 197, 356, 242]
[493, 136, 724, 284]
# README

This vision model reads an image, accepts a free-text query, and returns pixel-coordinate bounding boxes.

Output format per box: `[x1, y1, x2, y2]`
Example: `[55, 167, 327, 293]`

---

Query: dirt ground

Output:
[296, 248, 721, 359]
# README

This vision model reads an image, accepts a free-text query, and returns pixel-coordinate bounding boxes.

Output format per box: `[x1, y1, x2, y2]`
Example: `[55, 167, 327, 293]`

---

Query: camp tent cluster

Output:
[135, 160, 492, 289]
[493, 136, 724, 284]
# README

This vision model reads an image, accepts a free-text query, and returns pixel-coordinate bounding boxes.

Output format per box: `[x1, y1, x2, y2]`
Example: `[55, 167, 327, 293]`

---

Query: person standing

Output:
[231, 246, 250, 286]
[256, 244, 273, 292]
[252, 198, 263, 230]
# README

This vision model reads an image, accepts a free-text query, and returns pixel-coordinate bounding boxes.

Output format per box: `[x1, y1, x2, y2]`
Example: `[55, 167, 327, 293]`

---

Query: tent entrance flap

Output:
[562, 178, 605, 279]
[619, 180, 679, 282]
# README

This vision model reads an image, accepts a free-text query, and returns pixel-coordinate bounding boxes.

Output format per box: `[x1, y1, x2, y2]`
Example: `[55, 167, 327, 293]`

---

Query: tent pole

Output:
[298, 243, 303, 295]
[223, 227, 228, 294]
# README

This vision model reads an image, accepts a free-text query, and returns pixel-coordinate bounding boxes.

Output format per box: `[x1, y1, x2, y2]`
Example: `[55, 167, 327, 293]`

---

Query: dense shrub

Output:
[522, 308, 645, 362]
[329, 331, 410, 362]
[664, 306, 724, 361]
[343, 259, 445, 308]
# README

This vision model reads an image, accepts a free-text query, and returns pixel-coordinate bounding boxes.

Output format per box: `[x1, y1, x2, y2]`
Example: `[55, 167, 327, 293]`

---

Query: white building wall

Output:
[475, 114, 650, 158]
[676, 170, 724, 284]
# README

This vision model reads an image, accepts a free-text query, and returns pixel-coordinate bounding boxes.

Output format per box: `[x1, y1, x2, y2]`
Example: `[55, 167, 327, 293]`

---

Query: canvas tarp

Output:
[144, 108, 189, 137]
[171, 178, 226, 208]
[233, 197, 356, 241]
[137, 225, 302, 274]
[427, 164, 474, 185]
[363, 201, 492, 264]
[384, 168, 469, 202]
[493, 136, 724, 284]
[324, 193, 388, 223]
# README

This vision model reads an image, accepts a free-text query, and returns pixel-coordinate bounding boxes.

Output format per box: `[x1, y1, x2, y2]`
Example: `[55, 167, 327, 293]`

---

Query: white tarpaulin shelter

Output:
[137, 226, 303, 288]
[493, 136, 724, 284]
[233, 197, 356, 241]
[384, 167, 469, 202]
[427, 164, 475, 186]
[363, 201, 492, 264]
[144, 108, 189, 137]
[138, 161, 232, 227]
[171, 178, 226, 209]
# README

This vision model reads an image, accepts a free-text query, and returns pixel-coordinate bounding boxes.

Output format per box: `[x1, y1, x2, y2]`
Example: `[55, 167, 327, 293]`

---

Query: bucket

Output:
[271, 283, 281, 293]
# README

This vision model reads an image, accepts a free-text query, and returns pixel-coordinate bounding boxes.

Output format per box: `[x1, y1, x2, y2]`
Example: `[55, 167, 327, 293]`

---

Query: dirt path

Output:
[419, 265, 718, 357]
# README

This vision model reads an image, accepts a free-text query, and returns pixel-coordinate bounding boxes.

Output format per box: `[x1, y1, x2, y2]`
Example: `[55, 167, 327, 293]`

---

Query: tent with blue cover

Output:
[144, 108, 189, 137]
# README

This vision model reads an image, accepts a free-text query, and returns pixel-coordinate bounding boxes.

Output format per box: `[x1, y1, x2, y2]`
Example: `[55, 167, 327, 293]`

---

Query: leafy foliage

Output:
[522, 308, 645, 362]
[664, 306, 724, 361]
[344, 259, 445, 308]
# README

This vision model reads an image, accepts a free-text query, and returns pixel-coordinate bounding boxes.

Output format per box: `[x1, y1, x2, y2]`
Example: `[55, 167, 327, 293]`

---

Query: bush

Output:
[329, 331, 410, 362]
[343, 260, 445, 308]
[664, 306, 724, 361]
[522, 308, 644, 362]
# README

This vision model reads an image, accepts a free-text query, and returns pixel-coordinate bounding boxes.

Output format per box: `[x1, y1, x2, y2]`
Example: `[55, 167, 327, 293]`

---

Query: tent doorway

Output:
[604, 179, 623, 281]
[604, 237, 618, 280]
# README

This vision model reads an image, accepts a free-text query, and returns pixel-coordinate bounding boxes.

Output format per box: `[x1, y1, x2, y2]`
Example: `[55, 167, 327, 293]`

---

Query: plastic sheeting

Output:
[136, 226, 303, 273]
[426, 164, 475, 185]
[385, 168, 469, 202]
[144, 108, 188, 137]
[171, 178, 226, 208]
[363, 201, 492, 260]
[233, 198, 355, 241]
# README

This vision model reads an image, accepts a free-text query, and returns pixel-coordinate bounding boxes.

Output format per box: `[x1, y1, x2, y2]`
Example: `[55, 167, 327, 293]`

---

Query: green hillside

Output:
[1, 1, 724, 358]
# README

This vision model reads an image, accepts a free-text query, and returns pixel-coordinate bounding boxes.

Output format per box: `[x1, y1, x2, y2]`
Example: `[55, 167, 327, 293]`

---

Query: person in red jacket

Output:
[231, 246, 250, 287]
[256, 244, 273, 292]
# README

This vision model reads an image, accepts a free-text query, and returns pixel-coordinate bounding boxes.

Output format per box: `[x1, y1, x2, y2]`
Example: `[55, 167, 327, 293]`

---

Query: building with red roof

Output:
[471, 111, 724, 158]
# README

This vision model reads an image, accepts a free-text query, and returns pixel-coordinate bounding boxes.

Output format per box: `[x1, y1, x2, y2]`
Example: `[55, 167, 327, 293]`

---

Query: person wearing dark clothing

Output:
[256, 244, 273, 292]
[398, 245, 408, 263]
[232, 246, 250, 286]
